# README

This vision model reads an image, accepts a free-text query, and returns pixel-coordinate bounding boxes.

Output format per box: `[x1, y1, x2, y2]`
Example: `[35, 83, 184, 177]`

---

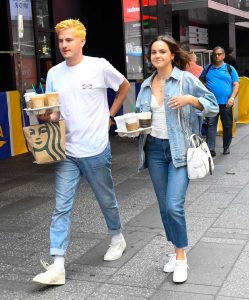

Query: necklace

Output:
[155, 75, 170, 93]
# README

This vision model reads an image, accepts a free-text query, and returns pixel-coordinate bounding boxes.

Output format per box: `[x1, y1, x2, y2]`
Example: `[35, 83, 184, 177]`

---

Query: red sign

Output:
[123, 0, 141, 23]
[142, 0, 157, 6]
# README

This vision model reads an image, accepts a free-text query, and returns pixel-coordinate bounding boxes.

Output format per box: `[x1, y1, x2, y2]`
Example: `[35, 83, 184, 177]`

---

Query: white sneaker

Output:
[40, 259, 54, 271]
[104, 239, 126, 261]
[163, 254, 176, 273]
[173, 260, 189, 283]
[32, 262, 65, 285]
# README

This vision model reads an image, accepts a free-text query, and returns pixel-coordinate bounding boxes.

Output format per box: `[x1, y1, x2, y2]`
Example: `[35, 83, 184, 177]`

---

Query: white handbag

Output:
[186, 134, 214, 179]
[178, 71, 214, 180]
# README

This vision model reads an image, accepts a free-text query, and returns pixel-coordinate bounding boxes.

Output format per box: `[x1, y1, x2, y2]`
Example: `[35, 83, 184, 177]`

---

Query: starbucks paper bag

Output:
[23, 120, 66, 164]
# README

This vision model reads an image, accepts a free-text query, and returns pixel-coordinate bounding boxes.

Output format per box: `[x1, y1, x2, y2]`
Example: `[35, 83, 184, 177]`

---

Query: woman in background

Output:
[185, 51, 203, 78]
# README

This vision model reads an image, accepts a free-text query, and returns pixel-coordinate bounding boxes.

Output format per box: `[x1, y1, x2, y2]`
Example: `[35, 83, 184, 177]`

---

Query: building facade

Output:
[1, 0, 249, 94]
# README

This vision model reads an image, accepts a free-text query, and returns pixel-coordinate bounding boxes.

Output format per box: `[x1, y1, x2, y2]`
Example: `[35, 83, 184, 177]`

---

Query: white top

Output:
[150, 95, 168, 139]
[46, 56, 124, 157]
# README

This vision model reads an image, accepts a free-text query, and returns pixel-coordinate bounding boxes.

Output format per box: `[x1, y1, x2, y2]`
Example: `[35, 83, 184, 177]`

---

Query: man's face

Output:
[213, 49, 225, 64]
[58, 29, 85, 64]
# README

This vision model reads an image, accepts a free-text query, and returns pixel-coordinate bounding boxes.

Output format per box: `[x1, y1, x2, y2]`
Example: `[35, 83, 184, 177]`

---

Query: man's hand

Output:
[37, 111, 60, 122]
[226, 97, 235, 108]
[37, 112, 51, 122]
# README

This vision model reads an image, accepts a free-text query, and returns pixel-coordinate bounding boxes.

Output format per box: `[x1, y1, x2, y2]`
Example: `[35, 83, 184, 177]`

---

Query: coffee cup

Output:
[24, 92, 36, 109]
[124, 113, 139, 131]
[30, 94, 46, 109]
[45, 92, 59, 107]
[137, 112, 152, 128]
[114, 115, 127, 131]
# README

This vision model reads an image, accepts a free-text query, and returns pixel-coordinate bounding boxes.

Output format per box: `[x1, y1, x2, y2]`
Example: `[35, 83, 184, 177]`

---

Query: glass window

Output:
[122, 0, 144, 80]
[142, 0, 159, 77]
[9, 0, 37, 91]
[36, 0, 50, 28]
[37, 34, 53, 81]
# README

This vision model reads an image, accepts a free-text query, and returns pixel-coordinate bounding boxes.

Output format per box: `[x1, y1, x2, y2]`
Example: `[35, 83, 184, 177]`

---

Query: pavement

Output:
[1, 123, 249, 300]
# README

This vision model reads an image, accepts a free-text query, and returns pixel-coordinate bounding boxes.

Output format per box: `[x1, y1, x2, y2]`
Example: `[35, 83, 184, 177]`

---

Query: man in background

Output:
[200, 46, 239, 157]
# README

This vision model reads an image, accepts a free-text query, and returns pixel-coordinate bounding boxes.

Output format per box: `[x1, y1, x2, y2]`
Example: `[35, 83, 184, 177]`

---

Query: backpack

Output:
[202, 63, 232, 82]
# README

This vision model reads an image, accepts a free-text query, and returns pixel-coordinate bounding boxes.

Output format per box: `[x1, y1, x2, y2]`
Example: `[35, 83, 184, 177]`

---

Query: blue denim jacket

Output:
[136, 67, 219, 171]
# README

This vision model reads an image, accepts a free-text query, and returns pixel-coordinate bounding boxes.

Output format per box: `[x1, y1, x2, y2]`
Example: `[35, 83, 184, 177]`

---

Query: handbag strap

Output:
[177, 71, 190, 142]
[189, 134, 202, 147]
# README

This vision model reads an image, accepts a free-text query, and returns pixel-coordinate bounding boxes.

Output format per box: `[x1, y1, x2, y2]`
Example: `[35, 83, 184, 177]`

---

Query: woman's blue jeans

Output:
[50, 143, 122, 256]
[145, 136, 189, 248]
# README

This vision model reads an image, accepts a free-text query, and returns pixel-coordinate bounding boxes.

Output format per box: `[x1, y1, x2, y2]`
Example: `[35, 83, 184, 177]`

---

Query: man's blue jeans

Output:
[50, 143, 122, 256]
[206, 105, 233, 151]
[145, 136, 189, 248]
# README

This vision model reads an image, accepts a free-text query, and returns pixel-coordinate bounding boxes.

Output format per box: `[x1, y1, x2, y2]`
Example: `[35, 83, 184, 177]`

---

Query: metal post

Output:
[17, 0, 21, 52]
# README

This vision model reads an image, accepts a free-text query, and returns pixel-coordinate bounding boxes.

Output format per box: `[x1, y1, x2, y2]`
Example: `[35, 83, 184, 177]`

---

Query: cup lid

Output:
[24, 92, 36, 96]
[114, 115, 124, 120]
[30, 94, 46, 98]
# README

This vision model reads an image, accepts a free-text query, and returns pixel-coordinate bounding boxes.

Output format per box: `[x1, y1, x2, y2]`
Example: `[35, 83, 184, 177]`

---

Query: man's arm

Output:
[227, 82, 239, 108]
[109, 78, 130, 118]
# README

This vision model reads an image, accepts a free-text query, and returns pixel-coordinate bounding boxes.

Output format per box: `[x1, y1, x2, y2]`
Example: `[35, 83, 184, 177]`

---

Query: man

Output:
[32, 19, 130, 285]
[200, 46, 239, 157]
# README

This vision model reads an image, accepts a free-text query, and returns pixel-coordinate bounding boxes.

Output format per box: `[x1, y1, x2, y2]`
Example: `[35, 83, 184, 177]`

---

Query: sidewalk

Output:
[1, 124, 249, 300]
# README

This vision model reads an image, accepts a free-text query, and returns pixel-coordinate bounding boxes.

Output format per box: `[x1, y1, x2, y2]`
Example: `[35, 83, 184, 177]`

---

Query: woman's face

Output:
[150, 40, 174, 70]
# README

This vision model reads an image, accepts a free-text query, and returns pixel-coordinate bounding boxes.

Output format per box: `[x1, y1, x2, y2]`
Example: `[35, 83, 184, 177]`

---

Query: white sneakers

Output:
[173, 259, 189, 283]
[163, 254, 177, 273]
[163, 253, 189, 283]
[32, 260, 65, 285]
[104, 239, 127, 261]
[33, 238, 127, 285]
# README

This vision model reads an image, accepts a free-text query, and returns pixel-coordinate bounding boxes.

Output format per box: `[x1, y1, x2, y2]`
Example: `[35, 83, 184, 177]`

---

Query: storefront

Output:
[1, 0, 249, 159]
[2, 0, 249, 93]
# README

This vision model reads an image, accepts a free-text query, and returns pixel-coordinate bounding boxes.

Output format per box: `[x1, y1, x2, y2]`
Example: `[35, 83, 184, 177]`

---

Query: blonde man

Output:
[33, 19, 130, 285]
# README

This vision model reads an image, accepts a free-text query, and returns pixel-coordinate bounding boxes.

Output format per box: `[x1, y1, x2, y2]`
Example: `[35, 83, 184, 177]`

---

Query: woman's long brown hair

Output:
[147, 35, 191, 70]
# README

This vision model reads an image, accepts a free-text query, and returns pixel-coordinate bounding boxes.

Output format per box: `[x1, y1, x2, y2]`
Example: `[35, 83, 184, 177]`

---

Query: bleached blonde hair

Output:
[55, 19, 86, 40]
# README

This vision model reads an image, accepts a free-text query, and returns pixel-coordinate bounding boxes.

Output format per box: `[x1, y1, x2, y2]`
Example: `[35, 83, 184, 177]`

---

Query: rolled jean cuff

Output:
[108, 228, 122, 235]
[50, 248, 66, 256]
[174, 241, 188, 249]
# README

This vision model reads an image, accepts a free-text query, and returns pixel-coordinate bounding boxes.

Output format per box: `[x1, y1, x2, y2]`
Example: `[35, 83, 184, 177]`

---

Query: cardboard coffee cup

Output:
[30, 94, 46, 109]
[124, 113, 139, 131]
[24, 92, 36, 109]
[114, 115, 127, 131]
[137, 112, 152, 128]
[46, 92, 59, 107]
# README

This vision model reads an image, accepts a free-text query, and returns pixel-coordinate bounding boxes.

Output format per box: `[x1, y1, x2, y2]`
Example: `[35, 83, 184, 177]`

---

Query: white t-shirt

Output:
[46, 56, 124, 157]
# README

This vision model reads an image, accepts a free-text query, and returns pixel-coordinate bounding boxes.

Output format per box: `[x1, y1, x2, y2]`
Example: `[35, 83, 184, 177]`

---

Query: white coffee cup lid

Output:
[137, 112, 152, 119]
[124, 113, 136, 118]
[114, 115, 124, 121]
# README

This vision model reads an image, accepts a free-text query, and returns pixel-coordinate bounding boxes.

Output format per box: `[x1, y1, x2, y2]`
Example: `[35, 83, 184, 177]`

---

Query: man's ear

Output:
[82, 39, 86, 48]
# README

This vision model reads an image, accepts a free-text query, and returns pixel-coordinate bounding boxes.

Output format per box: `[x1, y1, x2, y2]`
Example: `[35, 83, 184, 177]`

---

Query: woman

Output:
[136, 36, 218, 283]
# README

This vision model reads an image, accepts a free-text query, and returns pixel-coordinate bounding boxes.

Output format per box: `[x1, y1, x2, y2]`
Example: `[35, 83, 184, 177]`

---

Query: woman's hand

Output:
[168, 95, 203, 111]
[168, 95, 192, 110]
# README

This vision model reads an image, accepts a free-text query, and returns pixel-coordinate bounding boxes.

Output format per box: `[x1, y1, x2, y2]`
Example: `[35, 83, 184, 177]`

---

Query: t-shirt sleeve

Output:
[101, 58, 125, 91]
